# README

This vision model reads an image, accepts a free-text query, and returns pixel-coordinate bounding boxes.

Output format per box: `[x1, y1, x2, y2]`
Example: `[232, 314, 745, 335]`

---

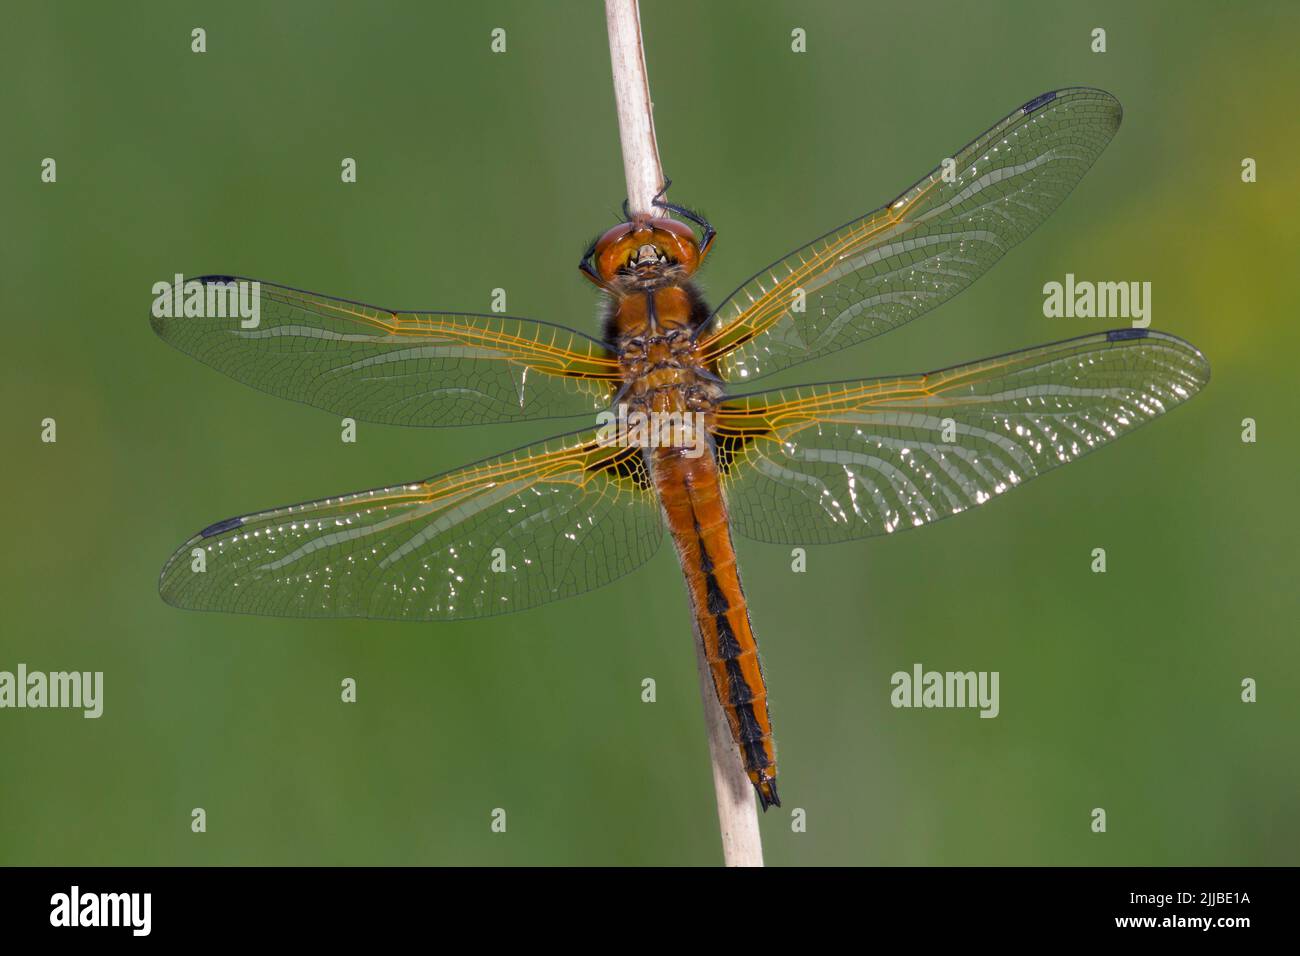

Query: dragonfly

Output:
[153, 88, 1208, 811]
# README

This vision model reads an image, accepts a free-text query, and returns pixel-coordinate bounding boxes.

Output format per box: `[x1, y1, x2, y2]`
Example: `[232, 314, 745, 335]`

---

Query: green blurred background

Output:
[2, 0, 1296, 866]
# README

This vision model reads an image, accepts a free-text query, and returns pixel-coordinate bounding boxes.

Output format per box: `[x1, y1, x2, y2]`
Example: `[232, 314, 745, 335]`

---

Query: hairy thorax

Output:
[608, 281, 723, 418]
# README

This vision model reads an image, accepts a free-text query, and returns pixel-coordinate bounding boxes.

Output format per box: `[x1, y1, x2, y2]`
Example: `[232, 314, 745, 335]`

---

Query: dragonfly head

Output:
[590, 215, 702, 286]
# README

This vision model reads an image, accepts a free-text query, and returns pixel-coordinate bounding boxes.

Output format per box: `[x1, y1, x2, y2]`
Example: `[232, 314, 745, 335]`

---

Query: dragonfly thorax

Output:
[604, 252, 720, 418]
[618, 342, 720, 415]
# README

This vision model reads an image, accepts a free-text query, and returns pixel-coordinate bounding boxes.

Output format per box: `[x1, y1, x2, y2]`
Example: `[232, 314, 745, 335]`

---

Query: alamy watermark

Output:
[890, 663, 999, 718]
[1043, 273, 1151, 328]
[151, 274, 261, 328]
[595, 404, 707, 458]
[50, 886, 150, 936]
[0, 664, 102, 718]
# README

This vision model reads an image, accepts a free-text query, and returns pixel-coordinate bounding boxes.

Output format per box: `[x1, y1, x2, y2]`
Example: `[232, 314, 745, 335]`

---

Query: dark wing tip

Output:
[1107, 327, 1148, 342]
[200, 515, 244, 538]
[149, 274, 239, 339]
[1022, 87, 1122, 133]
[1021, 90, 1057, 115]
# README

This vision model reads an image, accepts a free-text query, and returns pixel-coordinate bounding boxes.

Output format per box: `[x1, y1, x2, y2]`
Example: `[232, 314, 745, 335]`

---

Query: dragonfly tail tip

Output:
[754, 778, 781, 812]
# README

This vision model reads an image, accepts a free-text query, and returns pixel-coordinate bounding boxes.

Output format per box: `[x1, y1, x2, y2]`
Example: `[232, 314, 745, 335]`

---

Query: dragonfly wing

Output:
[159, 429, 662, 620]
[713, 330, 1208, 544]
[701, 88, 1123, 382]
[151, 276, 620, 426]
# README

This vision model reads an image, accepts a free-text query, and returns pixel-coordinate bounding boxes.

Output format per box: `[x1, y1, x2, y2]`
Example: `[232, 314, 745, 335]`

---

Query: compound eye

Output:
[595, 223, 634, 254]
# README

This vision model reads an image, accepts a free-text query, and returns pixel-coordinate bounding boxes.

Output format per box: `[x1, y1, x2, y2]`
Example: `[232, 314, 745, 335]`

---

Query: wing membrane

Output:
[151, 276, 620, 426]
[159, 430, 662, 620]
[701, 88, 1123, 382]
[713, 330, 1208, 544]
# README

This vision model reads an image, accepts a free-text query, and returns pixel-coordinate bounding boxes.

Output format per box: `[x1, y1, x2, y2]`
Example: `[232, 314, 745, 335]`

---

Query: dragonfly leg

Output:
[652, 178, 717, 265]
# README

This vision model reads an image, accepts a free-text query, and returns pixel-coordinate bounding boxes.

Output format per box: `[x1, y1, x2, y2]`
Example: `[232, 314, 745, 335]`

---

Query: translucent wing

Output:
[151, 276, 620, 426]
[159, 430, 662, 620]
[701, 88, 1123, 383]
[713, 330, 1208, 544]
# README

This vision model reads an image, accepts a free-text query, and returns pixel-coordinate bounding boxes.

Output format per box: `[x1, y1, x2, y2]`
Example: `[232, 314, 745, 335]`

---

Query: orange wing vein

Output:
[159, 428, 662, 620]
[713, 329, 1208, 544]
[700, 88, 1123, 383]
[151, 276, 620, 426]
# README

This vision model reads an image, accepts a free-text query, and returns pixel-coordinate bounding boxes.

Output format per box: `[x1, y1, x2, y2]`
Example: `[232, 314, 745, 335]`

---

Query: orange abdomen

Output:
[651, 443, 779, 809]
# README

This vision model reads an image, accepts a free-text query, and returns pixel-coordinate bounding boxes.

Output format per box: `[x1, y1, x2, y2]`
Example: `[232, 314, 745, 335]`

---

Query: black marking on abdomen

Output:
[715, 614, 742, 660]
[705, 571, 729, 615]
[697, 525, 768, 773]
[696, 528, 738, 654]
[725, 658, 754, 705]
[734, 699, 766, 744]
[692, 519, 715, 573]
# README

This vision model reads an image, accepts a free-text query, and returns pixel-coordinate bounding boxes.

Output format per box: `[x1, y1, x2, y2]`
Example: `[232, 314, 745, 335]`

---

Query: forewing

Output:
[701, 89, 1123, 382]
[151, 276, 620, 426]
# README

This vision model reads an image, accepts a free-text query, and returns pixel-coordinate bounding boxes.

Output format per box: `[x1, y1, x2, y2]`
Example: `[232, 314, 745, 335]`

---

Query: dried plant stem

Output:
[603, 0, 764, 868]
